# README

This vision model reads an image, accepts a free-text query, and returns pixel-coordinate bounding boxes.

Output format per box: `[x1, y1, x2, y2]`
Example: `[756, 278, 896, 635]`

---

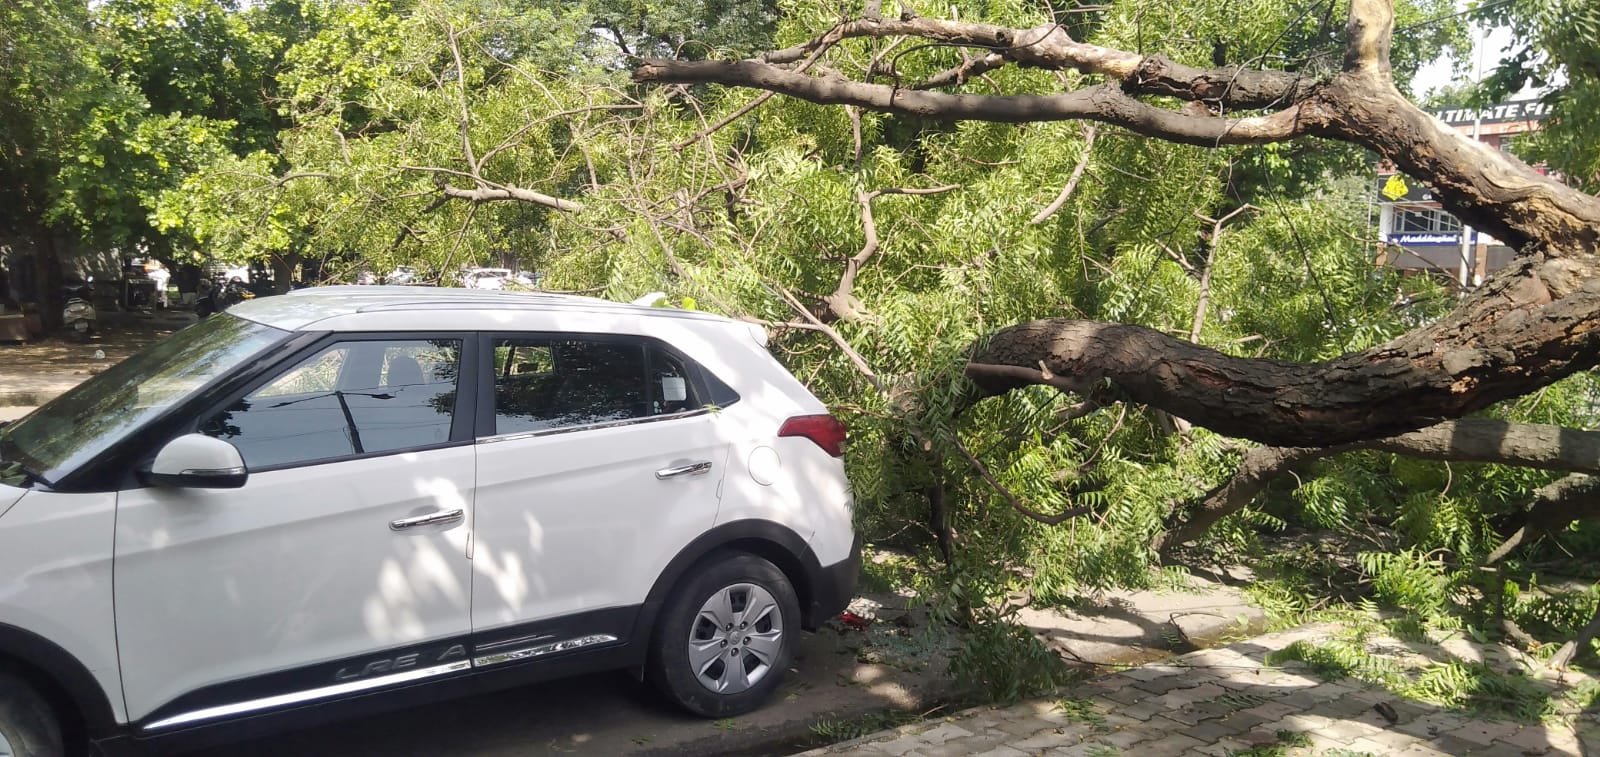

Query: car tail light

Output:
[778, 414, 847, 457]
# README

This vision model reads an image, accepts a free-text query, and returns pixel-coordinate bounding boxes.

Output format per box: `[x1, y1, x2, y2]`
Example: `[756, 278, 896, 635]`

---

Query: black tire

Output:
[0, 672, 64, 757]
[646, 552, 800, 718]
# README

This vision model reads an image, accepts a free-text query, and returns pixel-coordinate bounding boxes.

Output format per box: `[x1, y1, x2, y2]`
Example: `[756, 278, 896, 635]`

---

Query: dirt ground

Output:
[0, 311, 190, 405]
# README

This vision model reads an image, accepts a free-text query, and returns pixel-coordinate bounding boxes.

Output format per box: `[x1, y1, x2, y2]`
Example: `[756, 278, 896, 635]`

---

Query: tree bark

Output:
[635, 0, 1600, 448]
[1155, 420, 1600, 552]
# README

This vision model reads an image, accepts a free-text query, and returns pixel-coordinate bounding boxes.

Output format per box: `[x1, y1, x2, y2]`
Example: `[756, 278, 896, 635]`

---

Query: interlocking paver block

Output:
[1044, 745, 1106, 757]
[1451, 718, 1520, 745]
[967, 746, 1028, 757]
[1278, 712, 1333, 732]
[1139, 733, 1209, 756]
[1161, 700, 1234, 725]
[1389, 742, 1455, 757]
[1091, 725, 1161, 749]
[1350, 734, 1423, 754]
[1240, 701, 1300, 720]
[1180, 719, 1246, 742]
[1011, 729, 1081, 751]
[1499, 723, 1579, 752]
[1157, 682, 1227, 707]
[1470, 742, 1548, 757]
[1429, 732, 1497, 755]
[1215, 712, 1271, 733]
[915, 723, 974, 744]
[1310, 716, 1381, 741]
[1098, 685, 1146, 705]
[1193, 737, 1253, 756]
[1123, 663, 1185, 681]
[799, 622, 1596, 757]
[873, 739, 924, 757]
[993, 718, 1050, 739]
[1318, 691, 1382, 713]
[1113, 699, 1167, 721]
[1132, 676, 1193, 695]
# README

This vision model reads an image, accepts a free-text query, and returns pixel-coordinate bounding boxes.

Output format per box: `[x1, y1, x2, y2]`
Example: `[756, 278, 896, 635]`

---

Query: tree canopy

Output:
[7, 0, 1600, 680]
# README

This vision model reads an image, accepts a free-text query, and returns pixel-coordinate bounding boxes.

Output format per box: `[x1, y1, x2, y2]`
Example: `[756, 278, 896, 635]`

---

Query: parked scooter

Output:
[198, 275, 256, 318]
[62, 277, 96, 341]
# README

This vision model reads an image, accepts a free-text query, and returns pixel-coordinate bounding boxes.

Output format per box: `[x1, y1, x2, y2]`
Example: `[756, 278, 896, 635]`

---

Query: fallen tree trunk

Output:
[638, 0, 1600, 448]
[1153, 420, 1600, 553]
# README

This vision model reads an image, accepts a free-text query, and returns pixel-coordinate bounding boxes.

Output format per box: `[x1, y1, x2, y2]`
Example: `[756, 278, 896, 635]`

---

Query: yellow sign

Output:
[1381, 174, 1410, 201]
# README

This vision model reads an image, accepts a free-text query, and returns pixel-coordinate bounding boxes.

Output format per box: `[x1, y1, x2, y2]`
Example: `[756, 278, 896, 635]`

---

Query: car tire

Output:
[0, 672, 64, 757]
[647, 552, 800, 718]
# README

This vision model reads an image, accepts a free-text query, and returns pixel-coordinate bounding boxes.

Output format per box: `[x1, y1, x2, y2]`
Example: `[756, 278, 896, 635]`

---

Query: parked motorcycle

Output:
[197, 275, 255, 317]
[62, 277, 96, 341]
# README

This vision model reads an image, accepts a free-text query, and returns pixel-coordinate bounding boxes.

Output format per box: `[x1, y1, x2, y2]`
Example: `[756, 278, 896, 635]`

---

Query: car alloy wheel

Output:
[648, 551, 800, 717]
[687, 582, 785, 695]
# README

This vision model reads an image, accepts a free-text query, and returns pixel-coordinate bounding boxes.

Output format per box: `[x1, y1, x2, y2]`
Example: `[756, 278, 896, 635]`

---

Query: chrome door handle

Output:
[655, 461, 713, 480]
[390, 509, 465, 531]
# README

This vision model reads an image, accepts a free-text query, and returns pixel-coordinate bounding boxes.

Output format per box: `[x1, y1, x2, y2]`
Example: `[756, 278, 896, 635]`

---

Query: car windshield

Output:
[0, 315, 289, 485]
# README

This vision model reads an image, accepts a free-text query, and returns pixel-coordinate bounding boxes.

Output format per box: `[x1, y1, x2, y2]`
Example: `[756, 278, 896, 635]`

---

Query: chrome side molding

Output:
[142, 633, 622, 732]
[142, 660, 472, 732]
[473, 633, 620, 668]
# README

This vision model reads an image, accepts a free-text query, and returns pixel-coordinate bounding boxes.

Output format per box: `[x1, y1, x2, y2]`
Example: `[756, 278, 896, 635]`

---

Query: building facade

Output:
[1374, 98, 1551, 285]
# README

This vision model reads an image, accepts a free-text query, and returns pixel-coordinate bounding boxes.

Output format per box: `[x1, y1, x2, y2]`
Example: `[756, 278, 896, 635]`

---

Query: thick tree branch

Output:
[747, 17, 1311, 108]
[1155, 420, 1600, 552]
[964, 313, 1600, 447]
[1485, 474, 1600, 566]
[636, 62, 1313, 146]
[1343, 0, 1394, 80]
[636, 0, 1600, 452]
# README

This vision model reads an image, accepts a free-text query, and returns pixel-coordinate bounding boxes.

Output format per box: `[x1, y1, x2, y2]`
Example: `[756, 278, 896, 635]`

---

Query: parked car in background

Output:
[513, 270, 544, 289]
[461, 267, 512, 290]
[384, 266, 417, 285]
[0, 286, 858, 757]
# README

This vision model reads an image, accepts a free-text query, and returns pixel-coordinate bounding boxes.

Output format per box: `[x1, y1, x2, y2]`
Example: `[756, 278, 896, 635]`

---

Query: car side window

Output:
[491, 338, 703, 435]
[200, 339, 462, 469]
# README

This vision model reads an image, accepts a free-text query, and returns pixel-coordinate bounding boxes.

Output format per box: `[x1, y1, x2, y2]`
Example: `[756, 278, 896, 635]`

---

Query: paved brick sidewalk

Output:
[796, 624, 1600, 756]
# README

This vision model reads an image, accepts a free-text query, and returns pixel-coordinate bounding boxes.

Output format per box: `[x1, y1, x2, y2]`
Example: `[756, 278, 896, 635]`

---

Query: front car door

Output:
[469, 333, 728, 659]
[114, 335, 478, 731]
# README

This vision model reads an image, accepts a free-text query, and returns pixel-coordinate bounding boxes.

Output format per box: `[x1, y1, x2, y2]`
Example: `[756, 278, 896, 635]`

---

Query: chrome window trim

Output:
[477, 407, 711, 444]
[141, 660, 472, 732]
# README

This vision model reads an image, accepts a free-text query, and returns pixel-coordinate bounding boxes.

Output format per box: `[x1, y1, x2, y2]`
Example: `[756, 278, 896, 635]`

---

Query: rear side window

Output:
[490, 337, 718, 435]
[201, 339, 462, 469]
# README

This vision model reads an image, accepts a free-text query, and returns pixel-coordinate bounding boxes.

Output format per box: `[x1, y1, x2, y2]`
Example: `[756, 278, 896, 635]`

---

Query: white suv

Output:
[0, 287, 858, 756]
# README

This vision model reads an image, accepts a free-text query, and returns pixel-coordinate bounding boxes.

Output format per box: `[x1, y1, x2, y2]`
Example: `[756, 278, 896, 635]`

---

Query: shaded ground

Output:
[798, 621, 1600, 756]
[0, 311, 191, 405]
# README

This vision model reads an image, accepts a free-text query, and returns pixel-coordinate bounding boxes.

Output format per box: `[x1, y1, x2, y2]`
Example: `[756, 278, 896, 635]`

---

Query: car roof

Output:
[225, 286, 736, 332]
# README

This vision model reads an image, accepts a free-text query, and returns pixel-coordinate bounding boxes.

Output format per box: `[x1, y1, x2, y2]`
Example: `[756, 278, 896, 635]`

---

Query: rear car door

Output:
[113, 335, 478, 731]
[468, 333, 729, 657]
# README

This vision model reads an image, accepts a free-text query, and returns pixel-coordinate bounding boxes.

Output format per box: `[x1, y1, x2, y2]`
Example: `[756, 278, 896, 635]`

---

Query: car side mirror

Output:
[144, 434, 248, 489]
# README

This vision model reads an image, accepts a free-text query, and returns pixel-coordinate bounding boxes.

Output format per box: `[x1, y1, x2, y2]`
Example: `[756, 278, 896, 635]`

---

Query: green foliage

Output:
[1474, 0, 1600, 191]
[12, 0, 1598, 710]
[808, 709, 924, 742]
[947, 598, 1078, 701]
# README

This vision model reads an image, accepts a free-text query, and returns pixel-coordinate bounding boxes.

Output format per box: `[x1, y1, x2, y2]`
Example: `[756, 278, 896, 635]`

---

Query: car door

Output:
[469, 334, 728, 656]
[113, 335, 478, 730]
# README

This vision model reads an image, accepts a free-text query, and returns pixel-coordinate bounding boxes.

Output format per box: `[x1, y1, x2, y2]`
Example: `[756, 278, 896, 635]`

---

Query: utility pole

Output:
[1458, 23, 1485, 288]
